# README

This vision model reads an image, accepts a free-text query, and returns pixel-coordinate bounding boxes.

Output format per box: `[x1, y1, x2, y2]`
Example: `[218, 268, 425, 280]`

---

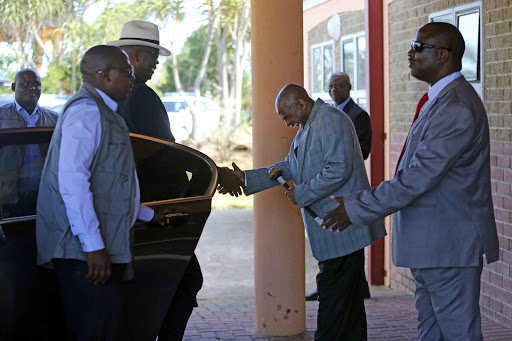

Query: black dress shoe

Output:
[305, 289, 319, 301]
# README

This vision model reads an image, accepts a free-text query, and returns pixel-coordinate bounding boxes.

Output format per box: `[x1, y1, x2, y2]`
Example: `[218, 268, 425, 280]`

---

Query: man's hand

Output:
[150, 206, 172, 226]
[85, 248, 111, 285]
[217, 162, 245, 196]
[321, 196, 352, 232]
[285, 187, 297, 205]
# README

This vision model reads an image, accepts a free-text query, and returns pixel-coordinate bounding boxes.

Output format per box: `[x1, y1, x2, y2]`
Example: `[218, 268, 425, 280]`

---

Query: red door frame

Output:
[365, 0, 385, 285]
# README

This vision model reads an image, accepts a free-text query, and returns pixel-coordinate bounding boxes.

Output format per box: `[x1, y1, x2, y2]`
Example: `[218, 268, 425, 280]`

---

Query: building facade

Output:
[304, 0, 512, 328]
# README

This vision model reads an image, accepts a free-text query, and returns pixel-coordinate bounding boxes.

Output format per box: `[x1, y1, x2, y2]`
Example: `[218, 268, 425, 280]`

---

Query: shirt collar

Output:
[95, 88, 118, 112]
[335, 97, 351, 111]
[301, 98, 325, 130]
[15, 100, 40, 116]
[428, 71, 462, 103]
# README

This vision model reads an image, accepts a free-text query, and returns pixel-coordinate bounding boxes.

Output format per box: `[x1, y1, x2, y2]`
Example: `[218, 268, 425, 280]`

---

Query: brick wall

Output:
[481, 0, 512, 328]
[388, 0, 512, 328]
[307, 10, 365, 90]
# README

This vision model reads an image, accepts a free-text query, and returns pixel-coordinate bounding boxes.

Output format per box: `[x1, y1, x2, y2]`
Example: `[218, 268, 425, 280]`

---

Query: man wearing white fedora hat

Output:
[108, 20, 245, 341]
[108, 20, 200, 341]
[108, 20, 173, 141]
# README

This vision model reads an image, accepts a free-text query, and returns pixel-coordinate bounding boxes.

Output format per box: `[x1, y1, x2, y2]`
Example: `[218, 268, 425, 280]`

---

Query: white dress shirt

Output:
[58, 88, 154, 252]
[15, 101, 43, 192]
[424, 71, 462, 112]
[335, 97, 351, 112]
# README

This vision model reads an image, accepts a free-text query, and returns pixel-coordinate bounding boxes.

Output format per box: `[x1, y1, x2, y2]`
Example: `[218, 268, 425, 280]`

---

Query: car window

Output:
[0, 129, 214, 221]
[131, 136, 213, 202]
[163, 101, 186, 113]
[0, 131, 52, 220]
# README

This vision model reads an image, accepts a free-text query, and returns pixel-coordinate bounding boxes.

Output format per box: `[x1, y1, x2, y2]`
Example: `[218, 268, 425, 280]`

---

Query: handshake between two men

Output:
[217, 162, 351, 233]
[214, 84, 378, 238]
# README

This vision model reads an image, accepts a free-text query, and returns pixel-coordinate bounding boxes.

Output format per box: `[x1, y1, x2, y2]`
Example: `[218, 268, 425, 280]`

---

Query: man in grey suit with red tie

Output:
[322, 22, 499, 340]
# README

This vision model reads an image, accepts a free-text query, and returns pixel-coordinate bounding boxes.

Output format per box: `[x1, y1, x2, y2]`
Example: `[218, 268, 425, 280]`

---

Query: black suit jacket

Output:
[340, 98, 372, 160]
[117, 77, 190, 201]
[118, 77, 175, 142]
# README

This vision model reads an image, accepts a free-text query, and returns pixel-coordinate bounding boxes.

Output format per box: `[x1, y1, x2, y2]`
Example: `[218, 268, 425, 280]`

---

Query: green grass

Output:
[212, 192, 253, 209]
[211, 146, 253, 210]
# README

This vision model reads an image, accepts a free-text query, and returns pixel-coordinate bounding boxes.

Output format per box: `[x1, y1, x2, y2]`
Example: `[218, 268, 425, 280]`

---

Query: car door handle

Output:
[164, 213, 190, 227]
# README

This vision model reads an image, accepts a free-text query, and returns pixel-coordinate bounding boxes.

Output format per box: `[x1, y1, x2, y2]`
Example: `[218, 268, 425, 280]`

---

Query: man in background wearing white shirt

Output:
[36, 45, 169, 341]
[0, 68, 58, 218]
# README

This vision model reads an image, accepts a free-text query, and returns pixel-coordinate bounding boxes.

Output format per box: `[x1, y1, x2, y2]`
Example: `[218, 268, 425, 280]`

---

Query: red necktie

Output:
[395, 92, 429, 175]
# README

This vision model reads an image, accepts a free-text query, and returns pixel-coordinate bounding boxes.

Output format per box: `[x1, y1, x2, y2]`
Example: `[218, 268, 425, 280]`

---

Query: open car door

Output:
[0, 128, 217, 341]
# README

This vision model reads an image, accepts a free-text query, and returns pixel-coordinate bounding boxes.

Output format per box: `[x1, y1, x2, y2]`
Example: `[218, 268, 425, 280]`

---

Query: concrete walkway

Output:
[189, 209, 512, 340]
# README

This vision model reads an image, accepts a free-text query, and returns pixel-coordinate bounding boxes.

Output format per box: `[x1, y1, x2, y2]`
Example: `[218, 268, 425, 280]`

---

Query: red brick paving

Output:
[184, 288, 512, 340]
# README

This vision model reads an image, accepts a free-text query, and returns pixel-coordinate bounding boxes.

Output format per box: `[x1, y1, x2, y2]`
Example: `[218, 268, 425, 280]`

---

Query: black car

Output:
[0, 128, 218, 341]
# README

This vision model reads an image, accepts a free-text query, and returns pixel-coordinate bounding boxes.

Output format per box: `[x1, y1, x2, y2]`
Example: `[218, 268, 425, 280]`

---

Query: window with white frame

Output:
[311, 41, 334, 98]
[429, 2, 483, 98]
[340, 32, 366, 110]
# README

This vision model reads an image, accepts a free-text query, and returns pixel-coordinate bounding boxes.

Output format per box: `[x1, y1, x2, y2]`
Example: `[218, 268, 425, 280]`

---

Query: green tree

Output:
[213, 0, 250, 132]
[0, 0, 85, 69]
[157, 25, 219, 97]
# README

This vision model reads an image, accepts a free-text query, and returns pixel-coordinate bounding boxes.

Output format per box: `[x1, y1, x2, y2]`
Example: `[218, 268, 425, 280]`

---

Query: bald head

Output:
[80, 45, 134, 101]
[276, 84, 311, 110]
[275, 84, 314, 129]
[14, 68, 40, 83]
[420, 22, 465, 63]
[80, 45, 126, 77]
[330, 72, 349, 82]
[409, 22, 466, 85]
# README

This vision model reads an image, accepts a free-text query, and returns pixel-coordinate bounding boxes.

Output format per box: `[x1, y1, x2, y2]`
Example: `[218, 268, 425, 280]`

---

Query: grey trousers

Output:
[411, 266, 483, 341]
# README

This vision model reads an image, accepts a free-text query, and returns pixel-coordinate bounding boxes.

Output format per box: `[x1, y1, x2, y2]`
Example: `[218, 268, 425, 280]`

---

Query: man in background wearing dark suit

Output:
[329, 72, 372, 159]
[306, 71, 373, 301]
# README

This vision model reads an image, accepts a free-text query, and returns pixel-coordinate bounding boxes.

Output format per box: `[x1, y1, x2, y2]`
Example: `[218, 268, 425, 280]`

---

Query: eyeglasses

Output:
[96, 67, 134, 77]
[327, 84, 347, 91]
[410, 40, 452, 52]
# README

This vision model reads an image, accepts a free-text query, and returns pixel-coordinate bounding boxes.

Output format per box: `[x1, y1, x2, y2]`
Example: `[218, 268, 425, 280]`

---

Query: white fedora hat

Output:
[107, 20, 171, 56]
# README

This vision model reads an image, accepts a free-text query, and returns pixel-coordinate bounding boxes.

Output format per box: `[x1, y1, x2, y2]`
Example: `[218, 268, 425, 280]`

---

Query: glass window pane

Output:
[357, 36, 366, 90]
[312, 47, 323, 93]
[0, 142, 49, 219]
[458, 11, 480, 81]
[357, 97, 367, 111]
[323, 45, 334, 92]
[342, 41, 355, 83]
[431, 14, 453, 24]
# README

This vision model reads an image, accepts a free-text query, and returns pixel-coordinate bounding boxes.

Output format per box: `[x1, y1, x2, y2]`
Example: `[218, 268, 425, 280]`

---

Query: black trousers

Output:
[158, 253, 203, 341]
[53, 259, 125, 341]
[315, 250, 367, 341]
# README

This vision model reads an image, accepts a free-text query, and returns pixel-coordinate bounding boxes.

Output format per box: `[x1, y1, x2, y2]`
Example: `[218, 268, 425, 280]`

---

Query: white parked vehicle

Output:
[160, 93, 221, 142]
